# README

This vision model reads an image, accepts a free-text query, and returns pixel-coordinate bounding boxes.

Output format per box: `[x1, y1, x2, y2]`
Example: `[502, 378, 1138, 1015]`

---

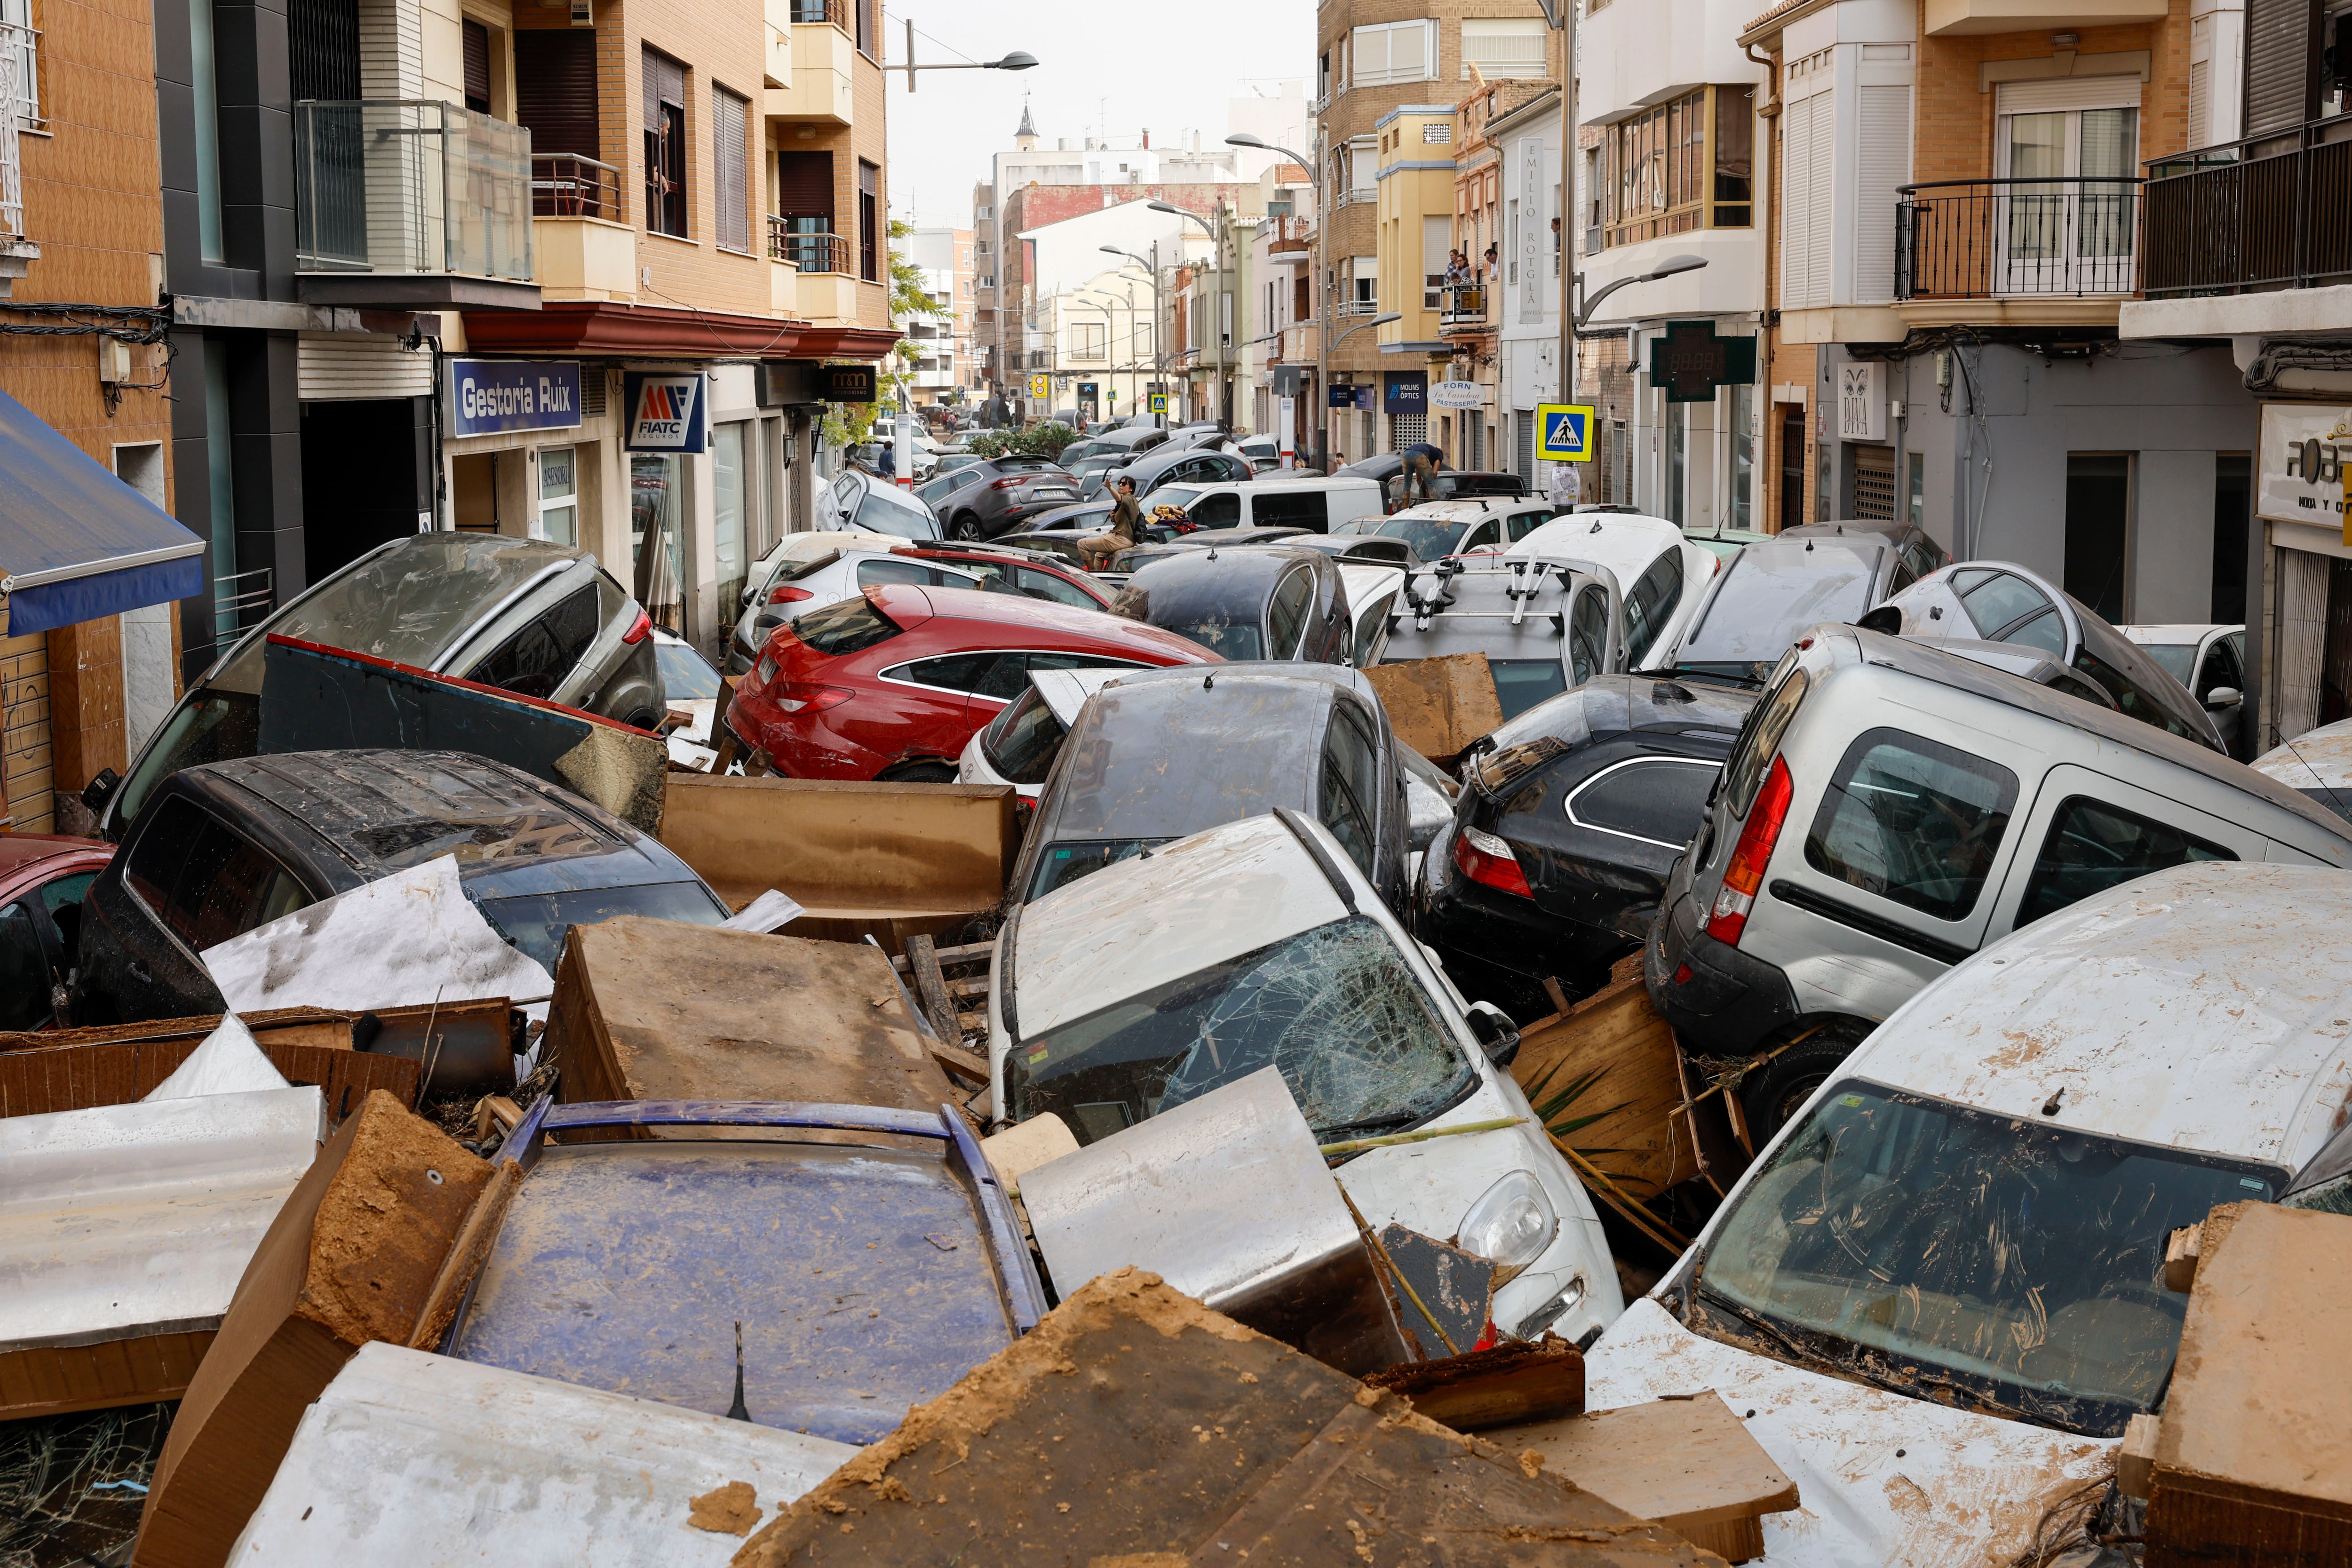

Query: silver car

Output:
[1378, 554, 1626, 722]
[95, 534, 663, 837]
[1645, 625, 2352, 1134]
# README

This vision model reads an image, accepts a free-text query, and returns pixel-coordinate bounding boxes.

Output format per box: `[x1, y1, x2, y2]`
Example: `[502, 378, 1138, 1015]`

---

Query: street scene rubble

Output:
[3, 0, 2350, 1558]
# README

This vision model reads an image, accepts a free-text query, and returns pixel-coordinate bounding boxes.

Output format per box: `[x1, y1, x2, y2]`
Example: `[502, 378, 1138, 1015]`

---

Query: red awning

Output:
[460, 301, 899, 362]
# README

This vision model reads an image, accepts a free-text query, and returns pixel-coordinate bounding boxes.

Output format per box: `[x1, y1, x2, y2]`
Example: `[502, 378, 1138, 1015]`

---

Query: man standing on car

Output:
[1400, 440, 1443, 503]
[1076, 475, 1144, 571]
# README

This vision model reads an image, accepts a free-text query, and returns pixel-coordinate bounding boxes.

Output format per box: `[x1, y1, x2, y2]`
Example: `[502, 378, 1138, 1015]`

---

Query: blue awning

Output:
[0, 388, 206, 636]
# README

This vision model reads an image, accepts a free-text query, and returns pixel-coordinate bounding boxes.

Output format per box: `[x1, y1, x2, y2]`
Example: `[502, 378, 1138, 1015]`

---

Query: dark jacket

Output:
[1105, 492, 1144, 544]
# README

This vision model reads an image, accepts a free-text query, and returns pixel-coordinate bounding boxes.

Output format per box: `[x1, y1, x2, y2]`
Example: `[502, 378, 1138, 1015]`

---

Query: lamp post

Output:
[1225, 133, 1325, 465]
[1098, 245, 1171, 422]
[882, 28, 1036, 88]
[1148, 199, 1232, 430]
[1081, 287, 1138, 416]
[1573, 254, 1705, 508]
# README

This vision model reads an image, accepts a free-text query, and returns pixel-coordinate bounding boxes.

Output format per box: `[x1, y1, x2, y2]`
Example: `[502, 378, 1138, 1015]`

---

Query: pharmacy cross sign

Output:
[1647, 319, 1759, 405]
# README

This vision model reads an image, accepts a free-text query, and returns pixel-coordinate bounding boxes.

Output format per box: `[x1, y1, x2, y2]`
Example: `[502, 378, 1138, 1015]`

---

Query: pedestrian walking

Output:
[877, 441, 896, 483]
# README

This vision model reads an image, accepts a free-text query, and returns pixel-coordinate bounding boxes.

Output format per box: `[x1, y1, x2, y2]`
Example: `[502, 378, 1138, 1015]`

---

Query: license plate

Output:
[1034, 488, 1076, 499]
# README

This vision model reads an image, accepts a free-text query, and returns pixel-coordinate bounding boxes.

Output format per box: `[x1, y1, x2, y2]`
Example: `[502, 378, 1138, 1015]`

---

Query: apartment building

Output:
[154, 0, 897, 661]
[0, 0, 200, 830]
[906, 224, 975, 405]
[1250, 165, 1318, 447]
[1317, 0, 1562, 469]
[2116, 0, 2349, 745]
[1427, 80, 1552, 478]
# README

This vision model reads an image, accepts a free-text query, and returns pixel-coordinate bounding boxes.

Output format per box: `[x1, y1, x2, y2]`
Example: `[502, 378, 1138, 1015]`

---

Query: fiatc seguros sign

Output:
[624, 371, 709, 454]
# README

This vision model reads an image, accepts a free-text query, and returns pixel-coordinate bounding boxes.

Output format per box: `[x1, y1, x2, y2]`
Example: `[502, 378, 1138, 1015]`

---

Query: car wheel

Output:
[1737, 1018, 1874, 1140]
[952, 513, 982, 541]
[880, 759, 959, 783]
[621, 706, 661, 731]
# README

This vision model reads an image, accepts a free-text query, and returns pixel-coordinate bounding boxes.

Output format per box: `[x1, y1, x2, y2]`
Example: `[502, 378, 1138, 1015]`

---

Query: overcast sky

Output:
[881, 0, 1314, 229]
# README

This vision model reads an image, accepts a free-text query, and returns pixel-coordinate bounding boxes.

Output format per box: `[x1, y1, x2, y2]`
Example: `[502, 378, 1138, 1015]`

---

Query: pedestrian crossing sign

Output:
[1149, 393, 1169, 414]
[1535, 402, 1596, 463]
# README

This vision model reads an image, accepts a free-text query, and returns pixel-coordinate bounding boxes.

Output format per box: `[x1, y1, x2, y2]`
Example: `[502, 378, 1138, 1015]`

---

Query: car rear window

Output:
[1569, 758, 1721, 848]
[469, 583, 601, 700]
[1804, 727, 2018, 921]
[1490, 659, 1568, 720]
[476, 881, 729, 972]
[1677, 545, 1879, 677]
[981, 689, 1068, 785]
[793, 595, 903, 656]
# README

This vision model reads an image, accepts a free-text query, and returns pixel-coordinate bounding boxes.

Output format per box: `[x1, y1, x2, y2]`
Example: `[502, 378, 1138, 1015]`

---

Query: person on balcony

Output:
[1444, 251, 1470, 287]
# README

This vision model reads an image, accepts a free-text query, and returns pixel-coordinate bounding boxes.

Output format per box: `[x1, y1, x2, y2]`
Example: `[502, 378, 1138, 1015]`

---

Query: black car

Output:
[1416, 674, 1761, 1019]
[1111, 546, 1350, 663]
[72, 749, 730, 1025]
[937, 456, 1085, 541]
[1118, 443, 1254, 498]
[1007, 663, 1414, 911]
[1110, 526, 1314, 573]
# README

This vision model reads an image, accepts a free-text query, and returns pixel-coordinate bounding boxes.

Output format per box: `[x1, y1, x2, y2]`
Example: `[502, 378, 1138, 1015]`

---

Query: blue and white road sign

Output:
[1535, 402, 1596, 463]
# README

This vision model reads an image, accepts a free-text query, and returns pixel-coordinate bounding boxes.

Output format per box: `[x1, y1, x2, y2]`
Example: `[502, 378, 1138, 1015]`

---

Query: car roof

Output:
[2255, 716, 2352, 793]
[2122, 622, 2235, 645]
[0, 831, 110, 877]
[874, 583, 1216, 661]
[1011, 812, 1348, 1040]
[1834, 627, 2352, 843]
[1388, 499, 1546, 525]
[1028, 666, 1138, 725]
[1118, 545, 1327, 613]
[1839, 860, 2352, 1167]
[1509, 514, 1686, 578]
[1481, 670, 1760, 753]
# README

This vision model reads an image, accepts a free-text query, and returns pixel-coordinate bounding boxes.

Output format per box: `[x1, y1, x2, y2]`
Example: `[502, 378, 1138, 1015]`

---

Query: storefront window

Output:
[714, 422, 747, 615]
[539, 445, 578, 547]
[630, 453, 686, 633]
[1731, 383, 1755, 531]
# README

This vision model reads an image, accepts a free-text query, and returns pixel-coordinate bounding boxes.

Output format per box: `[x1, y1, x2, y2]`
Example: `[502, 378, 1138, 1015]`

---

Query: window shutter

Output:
[1856, 85, 1910, 304]
[1353, 25, 1389, 85]
[462, 18, 490, 112]
[775, 150, 833, 219]
[2242, 0, 2317, 135]
[1390, 20, 1429, 82]
[1804, 91, 1833, 310]
[515, 30, 599, 160]
[715, 88, 749, 251]
[1461, 18, 1547, 79]
[1779, 94, 1812, 310]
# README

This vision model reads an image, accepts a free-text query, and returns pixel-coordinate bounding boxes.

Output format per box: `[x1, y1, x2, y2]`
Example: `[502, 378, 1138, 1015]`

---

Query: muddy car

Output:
[1006, 663, 1417, 911]
[1112, 547, 1351, 663]
[986, 809, 1624, 1348]
[1379, 556, 1627, 721]
[93, 535, 664, 838]
[1592, 860, 2352, 1568]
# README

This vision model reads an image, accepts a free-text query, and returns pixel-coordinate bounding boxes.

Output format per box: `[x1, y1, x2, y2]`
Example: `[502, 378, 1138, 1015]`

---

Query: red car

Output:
[729, 584, 1217, 781]
[898, 544, 1114, 612]
[0, 832, 115, 1031]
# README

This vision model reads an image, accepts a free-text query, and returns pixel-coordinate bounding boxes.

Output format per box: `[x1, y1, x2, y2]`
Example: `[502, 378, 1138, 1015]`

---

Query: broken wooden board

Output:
[132, 1090, 493, 1568]
[1378, 1222, 1493, 1361]
[543, 916, 954, 1136]
[1498, 1392, 1799, 1564]
[0, 1027, 419, 1122]
[1363, 1335, 1585, 1433]
[659, 773, 1017, 955]
[728, 1267, 1727, 1568]
[2145, 1201, 2352, 1567]
[1362, 652, 1506, 763]
[1511, 960, 1697, 1197]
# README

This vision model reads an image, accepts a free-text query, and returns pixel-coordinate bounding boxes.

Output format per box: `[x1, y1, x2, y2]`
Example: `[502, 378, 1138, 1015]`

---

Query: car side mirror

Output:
[2204, 685, 2243, 710]
[80, 767, 120, 813]
[1464, 1000, 1520, 1069]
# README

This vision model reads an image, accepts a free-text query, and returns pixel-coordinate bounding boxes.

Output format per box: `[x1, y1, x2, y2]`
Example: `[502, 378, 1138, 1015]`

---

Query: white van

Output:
[1154, 476, 1384, 534]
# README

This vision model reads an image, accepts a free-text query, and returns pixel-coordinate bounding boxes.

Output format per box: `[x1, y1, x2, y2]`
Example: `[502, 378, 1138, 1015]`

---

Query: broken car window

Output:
[1693, 1081, 2283, 1437]
[1005, 915, 1475, 1147]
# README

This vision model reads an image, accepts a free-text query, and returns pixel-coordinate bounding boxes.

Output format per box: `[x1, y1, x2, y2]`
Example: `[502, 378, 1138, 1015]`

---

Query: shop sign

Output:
[1431, 380, 1485, 410]
[623, 371, 707, 454]
[446, 359, 581, 438]
[1836, 362, 1886, 442]
[821, 365, 877, 403]
[2257, 403, 2352, 539]
[1646, 319, 1759, 406]
[1383, 371, 1427, 413]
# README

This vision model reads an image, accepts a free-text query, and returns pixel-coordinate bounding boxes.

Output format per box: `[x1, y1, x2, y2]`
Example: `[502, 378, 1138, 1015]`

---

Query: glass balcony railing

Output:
[294, 100, 532, 281]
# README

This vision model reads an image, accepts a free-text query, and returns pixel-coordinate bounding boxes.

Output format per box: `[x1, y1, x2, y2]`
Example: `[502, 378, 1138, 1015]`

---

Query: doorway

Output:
[302, 397, 429, 576]
[1779, 406, 1805, 530]
[2211, 453, 2250, 624]
[1994, 92, 2139, 295]
[2064, 453, 2131, 622]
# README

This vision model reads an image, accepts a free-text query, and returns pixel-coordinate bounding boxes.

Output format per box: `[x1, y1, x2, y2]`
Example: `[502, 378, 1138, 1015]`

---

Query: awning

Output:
[0, 388, 205, 635]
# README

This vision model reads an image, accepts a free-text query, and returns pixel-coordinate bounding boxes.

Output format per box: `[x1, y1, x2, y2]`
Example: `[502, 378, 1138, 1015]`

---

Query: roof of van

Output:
[2255, 716, 2352, 794]
[1840, 860, 2352, 1168]
[1186, 475, 1381, 493]
[1835, 625, 2352, 847]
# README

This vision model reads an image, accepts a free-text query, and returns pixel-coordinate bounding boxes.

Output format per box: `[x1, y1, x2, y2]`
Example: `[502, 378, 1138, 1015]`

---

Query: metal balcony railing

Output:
[768, 217, 850, 275]
[294, 100, 532, 280]
[531, 153, 620, 221]
[1439, 282, 1488, 330]
[213, 566, 276, 638]
[2141, 119, 2352, 297]
[788, 0, 848, 23]
[0, 19, 31, 240]
[1894, 177, 2143, 300]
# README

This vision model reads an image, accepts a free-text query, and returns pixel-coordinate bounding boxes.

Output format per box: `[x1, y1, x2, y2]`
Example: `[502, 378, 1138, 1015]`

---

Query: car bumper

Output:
[1644, 886, 1800, 1058]
[1420, 853, 1626, 989]
[726, 689, 898, 780]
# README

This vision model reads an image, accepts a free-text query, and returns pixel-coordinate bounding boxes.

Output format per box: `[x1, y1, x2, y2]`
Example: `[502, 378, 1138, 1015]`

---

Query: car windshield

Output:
[1374, 518, 1468, 562]
[655, 642, 722, 701]
[848, 485, 941, 541]
[1691, 1080, 2283, 1437]
[792, 595, 903, 657]
[1491, 659, 1567, 719]
[476, 881, 729, 972]
[1004, 914, 1476, 1146]
[2134, 641, 2200, 684]
[1676, 545, 1880, 680]
[982, 688, 1069, 786]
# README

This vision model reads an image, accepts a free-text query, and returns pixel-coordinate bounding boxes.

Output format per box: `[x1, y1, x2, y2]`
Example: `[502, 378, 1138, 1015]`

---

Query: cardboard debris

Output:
[1020, 1069, 1414, 1377]
[977, 1111, 1078, 1196]
[226, 1342, 856, 1566]
[200, 855, 553, 1019]
[1498, 1392, 1800, 1564]
[1511, 962, 1700, 1198]
[729, 1267, 1724, 1568]
[1363, 1334, 1585, 1432]
[717, 889, 806, 933]
[133, 1090, 493, 1568]
[142, 1014, 288, 1101]
[2144, 1201, 2352, 1567]
[544, 916, 954, 1132]
[658, 774, 1018, 953]
[0, 1011, 423, 1122]
[1362, 652, 1506, 762]
[0, 1085, 326, 1421]
[257, 634, 667, 832]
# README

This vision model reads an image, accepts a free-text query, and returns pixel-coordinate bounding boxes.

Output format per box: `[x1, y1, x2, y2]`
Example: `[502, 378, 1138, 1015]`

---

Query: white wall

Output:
[1018, 199, 1211, 302]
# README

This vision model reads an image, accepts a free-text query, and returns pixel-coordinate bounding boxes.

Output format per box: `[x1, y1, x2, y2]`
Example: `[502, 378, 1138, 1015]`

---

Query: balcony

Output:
[2141, 121, 2352, 299]
[294, 100, 538, 310]
[770, 218, 857, 322]
[1892, 176, 2140, 326]
[1438, 283, 1490, 334]
[764, 2, 854, 125]
[529, 154, 633, 303]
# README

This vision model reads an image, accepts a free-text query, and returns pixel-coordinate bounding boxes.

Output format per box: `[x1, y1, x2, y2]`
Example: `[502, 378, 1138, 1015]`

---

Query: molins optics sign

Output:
[624, 371, 708, 453]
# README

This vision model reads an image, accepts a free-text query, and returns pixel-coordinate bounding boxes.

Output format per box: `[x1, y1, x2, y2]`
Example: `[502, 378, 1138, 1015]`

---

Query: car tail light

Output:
[767, 584, 814, 605]
[768, 680, 854, 714]
[1453, 824, 1533, 899]
[991, 476, 1027, 490]
[755, 652, 778, 683]
[621, 607, 652, 644]
[1706, 755, 1793, 947]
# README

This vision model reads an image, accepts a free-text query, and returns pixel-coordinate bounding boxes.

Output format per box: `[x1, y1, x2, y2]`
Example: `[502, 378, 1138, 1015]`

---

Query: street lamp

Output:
[1226, 131, 1329, 466]
[1081, 287, 1141, 414]
[1098, 245, 1170, 419]
[882, 27, 1036, 89]
[1148, 199, 1232, 430]
[1575, 254, 1708, 328]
